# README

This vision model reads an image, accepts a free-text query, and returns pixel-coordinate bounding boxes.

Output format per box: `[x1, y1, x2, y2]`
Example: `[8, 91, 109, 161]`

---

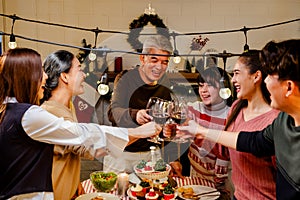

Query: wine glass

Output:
[147, 98, 173, 144]
[146, 97, 160, 116]
[146, 97, 163, 144]
[170, 97, 188, 143]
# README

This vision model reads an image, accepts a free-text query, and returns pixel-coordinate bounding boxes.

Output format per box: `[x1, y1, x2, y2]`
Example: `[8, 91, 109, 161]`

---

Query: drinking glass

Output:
[170, 97, 188, 143]
[147, 97, 173, 144]
[146, 97, 159, 116]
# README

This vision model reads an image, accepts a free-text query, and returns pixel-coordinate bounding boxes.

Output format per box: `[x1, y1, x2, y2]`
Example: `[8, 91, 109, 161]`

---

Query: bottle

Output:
[150, 146, 156, 166]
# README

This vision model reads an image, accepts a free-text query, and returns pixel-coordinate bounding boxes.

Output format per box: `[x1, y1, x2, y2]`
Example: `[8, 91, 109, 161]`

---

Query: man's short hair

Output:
[142, 35, 173, 54]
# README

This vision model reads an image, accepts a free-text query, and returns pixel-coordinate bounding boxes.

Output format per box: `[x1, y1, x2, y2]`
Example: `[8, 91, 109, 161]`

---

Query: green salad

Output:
[90, 171, 117, 192]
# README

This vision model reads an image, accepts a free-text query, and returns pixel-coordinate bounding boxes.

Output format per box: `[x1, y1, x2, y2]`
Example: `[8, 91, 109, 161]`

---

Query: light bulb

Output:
[219, 88, 231, 99]
[8, 41, 17, 49]
[97, 84, 109, 95]
[8, 34, 17, 49]
[88, 52, 97, 61]
[173, 56, 181, 64]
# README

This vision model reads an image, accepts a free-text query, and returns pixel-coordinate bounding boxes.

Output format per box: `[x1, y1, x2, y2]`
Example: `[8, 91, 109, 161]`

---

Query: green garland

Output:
[127, 14, 170, 52]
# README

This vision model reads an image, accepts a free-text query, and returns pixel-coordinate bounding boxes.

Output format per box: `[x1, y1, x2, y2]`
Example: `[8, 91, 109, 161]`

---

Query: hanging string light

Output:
[8, 15, 17, 49]
[242, 26, 250, 52]
[88, 27, 101, 61]
[97, 73, 110, 95]
[171, 32, 181, 64]
[88, 49, 97, 61]
[8, 34, 17, 49]
[218, 50, 232, 100]
[173, 50, 181, 64]
[0, 13, 298, 60]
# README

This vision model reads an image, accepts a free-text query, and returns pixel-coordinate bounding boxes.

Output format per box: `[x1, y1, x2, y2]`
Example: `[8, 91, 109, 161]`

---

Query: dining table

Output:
[82, 176, 215, 194]
[81, 175, 230, 199]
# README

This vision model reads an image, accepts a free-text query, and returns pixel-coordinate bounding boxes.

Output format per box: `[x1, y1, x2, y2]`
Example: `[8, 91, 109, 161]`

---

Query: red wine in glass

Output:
[147, 97, 171, 144]
[170, 97, 188, 143]
[152, 113, 170, 125]
[164, 119, 177, 140]
[171, 112, 187, 125]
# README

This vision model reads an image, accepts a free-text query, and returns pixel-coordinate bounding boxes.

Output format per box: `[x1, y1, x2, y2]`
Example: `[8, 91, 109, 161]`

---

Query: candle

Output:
[117, 172, 129, 198]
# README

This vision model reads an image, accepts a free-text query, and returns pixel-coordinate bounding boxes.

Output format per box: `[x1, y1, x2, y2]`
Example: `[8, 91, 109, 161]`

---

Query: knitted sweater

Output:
[108, 67, 172, 152]
[41, 100, 93, 200]
[227, 102, 279, 200]
[187, 101, 230, 185]
[237, 112, 300, 199]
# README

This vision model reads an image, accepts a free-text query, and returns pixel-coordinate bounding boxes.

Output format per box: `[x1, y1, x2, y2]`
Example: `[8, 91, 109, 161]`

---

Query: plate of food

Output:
[177, 185, 220, 200]
[75, 192, 119, 200]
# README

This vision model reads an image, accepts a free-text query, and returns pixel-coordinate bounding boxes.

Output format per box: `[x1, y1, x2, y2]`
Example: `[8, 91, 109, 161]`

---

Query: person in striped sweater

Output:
[168, 66, 234, 196]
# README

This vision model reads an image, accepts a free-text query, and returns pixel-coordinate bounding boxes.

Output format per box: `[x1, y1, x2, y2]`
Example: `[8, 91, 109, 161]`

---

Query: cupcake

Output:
[145, 189, 159, 200]
[163, 184, 175, 200]
[130, 184, 143, 197]
[139, 181, 151, 193]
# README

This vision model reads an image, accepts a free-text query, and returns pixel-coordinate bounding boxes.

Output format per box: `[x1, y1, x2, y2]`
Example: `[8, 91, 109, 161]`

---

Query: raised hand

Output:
[129, 121, 162, 138]
[136, 109, 153, 125]
[169, 161, 184, 178]
[176, 120, 206, 139]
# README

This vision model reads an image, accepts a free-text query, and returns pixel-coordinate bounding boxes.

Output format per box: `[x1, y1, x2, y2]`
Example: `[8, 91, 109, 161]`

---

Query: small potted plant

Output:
[163, 184, 175, 200]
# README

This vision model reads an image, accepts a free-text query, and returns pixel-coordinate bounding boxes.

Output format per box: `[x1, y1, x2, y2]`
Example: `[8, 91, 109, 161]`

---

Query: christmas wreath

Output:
[127, 14, 170, 52]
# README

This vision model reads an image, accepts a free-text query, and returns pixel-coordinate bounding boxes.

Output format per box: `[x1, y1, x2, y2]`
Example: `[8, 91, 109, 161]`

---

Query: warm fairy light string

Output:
[0, 30, 243, 58]
[0, 13, 299, 58]
[0, 14, 298, 98]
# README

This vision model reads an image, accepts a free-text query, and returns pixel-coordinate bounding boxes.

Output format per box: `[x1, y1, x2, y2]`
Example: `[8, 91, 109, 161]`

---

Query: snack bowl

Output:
[90, 171, 117, 192]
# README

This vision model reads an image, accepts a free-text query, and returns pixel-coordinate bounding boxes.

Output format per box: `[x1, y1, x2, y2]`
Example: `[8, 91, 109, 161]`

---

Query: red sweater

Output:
[187, 101, 230, 185]
[227, 104, 279, 200]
